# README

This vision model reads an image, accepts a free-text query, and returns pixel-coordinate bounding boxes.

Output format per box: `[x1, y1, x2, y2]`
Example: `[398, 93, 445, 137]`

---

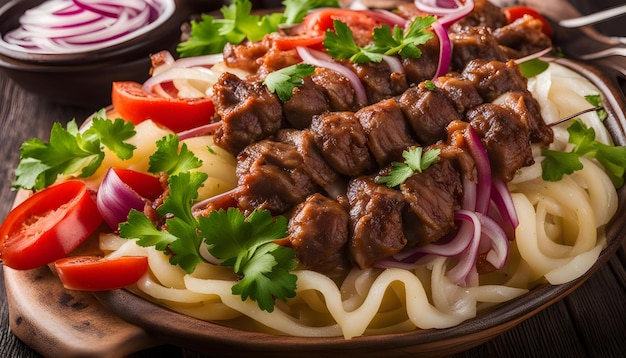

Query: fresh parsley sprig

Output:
[263, 63, 316, 101]
[376, 147, 441, 187]
[324, 15, 436, 64]
[148, 134, 203, 175]
[177, 0, 340, 57]
[541, 119, 626, 187]
[13, 109, 136, 191]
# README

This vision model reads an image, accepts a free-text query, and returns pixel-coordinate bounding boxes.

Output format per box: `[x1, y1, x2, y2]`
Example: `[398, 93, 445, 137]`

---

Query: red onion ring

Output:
[464, 126, 491, 214]
[414, 0, 475, 27]
[430, 20, 452, 79]
[97, 167, 148, 230]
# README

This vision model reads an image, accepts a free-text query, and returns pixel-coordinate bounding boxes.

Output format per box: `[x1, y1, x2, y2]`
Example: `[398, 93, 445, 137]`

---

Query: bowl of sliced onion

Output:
[0, 0, 198, 107]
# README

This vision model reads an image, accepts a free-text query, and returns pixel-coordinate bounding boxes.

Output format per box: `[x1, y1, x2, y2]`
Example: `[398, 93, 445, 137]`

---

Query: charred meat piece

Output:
[222, 38, 270, 74]
[493, 15, 552, 59]
[397, 81, 462, 145]
[401, 33, 440, 85]
[287, 193, 351, 277]
[450, 0, 508, 31]
[462, 59, 529, 102]
[398, 147, 464, 246]
[274, 129, 340, 190]
[354, 98, 416, 167]
[283, 77, 331, 129]
[497, 91, 553, 145]
[347, 176, 407, 268]
[347, 61, 409, 104]
[449, 26, 508, 71]
[433, 73, 484, 115]
[310, 111, 376, 177]
[236, 139, 319, 215]
[311, 67, 359, 112]
[466, 103, 534, 182]
[213, 72, 284, 155]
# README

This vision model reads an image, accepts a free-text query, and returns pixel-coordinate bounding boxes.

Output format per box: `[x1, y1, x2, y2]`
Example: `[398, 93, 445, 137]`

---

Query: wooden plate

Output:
[4, 58, 626, 357]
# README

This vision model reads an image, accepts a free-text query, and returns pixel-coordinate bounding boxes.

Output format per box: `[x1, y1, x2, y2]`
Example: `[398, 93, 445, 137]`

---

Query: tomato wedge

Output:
[111, 81, 215, 133]
[503, 6, 553, 38]
[112, 168, 163, 201]
[54, 256, 148, 291]
[0, 181, 103, 270]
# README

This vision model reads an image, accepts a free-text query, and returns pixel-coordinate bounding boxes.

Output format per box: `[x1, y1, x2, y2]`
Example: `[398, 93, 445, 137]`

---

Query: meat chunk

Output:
[311, 67, 359, 112]
[399, 149, 464, 246]
[462, 59, 529, 102]
[401, 34, 440, 84]
[310, 112, 376, 177]
[451, 0, 508, 31]
[354, 98, 416, 167]
[449, 26, 508, 71]
[213, 73, 283, 155]
[347, 61, 409, 104]
[397, 81, 462, 145]
[493, 15, 553, 59]
[466, 103, 534, 182]
[497, 91, 553, 145]
[287, 193, 351, 277]
[222, 38, 270, 73]
[433, 73, 484, 115]
[274, 129, 340, 189]
[347, 176, 406, 268]
[236, 139, 318, 215]
[283, 77, 330, 129]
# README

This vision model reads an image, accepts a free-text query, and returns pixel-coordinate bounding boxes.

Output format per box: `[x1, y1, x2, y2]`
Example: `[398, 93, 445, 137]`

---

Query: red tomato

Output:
[302, 8, 383, 35]
[112, 168, 163, 201]
[111, 81, 215, 133]
[273, 34, 326, 51]
[54, 256, 148, 291]
[0, 181, 103, 270]
[503, 6, 553, 38]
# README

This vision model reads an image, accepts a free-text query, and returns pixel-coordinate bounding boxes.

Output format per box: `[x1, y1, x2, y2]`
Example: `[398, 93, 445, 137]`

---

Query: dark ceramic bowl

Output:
[0, 0, 193, 108]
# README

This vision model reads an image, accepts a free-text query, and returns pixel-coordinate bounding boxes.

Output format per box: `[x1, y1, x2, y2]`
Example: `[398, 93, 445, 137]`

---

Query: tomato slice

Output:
[112, 168, 163, 201]
[111, 81, 215, 133]
[0, 181, 103, 270]
[54, 255, 148, 291]
[503, 6, 553, 38]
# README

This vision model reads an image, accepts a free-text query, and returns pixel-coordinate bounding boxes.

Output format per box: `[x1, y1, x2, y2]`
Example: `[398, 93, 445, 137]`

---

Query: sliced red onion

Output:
[0, 0, 175, 54]
[464, 126, 491, 214]
[178, 122, 223, 141]
[414, 0, 475, 27]
[141, 67, 220, 95]
[381, 54, 404, 74]
[296, 46, 368, 106]
[191, 187, 240, 213]
[97, 168, 147, 230]
[430, 20, 451, 78]
[445, 210, 481, 285]
[477, 212, 509, 270]
[366, 9, 409, 28]
[514, 46, 554, 64]
[490, 179, 519, 229]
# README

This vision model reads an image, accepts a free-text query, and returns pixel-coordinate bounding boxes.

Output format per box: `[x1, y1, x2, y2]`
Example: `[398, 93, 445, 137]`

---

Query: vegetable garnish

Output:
[584, 94, 608, 121]
[324, 16, 436, 64]
[541, 119, 626, 187]
[264, 63, 317, 101]
[13, 109, 136, 191]
[199, 208, 298, 313]
[177, 0, 340, 57]
[376, 147, 441, 187]
[518, 58, 550, 78]
[148, 134, 203, 175]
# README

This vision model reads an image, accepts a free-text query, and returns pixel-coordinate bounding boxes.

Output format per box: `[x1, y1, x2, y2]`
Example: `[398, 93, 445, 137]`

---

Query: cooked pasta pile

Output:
[100, 62, 619, 338]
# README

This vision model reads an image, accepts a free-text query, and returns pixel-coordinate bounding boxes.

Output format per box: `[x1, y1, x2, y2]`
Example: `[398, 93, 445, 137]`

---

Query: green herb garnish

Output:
[376, 147, 441, 187]
[263, 63, 316, 101]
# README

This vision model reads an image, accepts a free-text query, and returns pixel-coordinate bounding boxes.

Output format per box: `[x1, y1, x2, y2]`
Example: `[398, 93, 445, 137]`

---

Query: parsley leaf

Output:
[324, 16, 435, 64]
[263, 63, 316, 101]
[148, 134, 202, 175]
[376, 147, 441, 187]
[584, 94, 607, 121]
[199, 208, 297, 312]
[518, 58, 549, 78]
[541, 119, 626, 187]
[176, 15, 228, 57]
[282, 0, 339, 25]
[13, 110, 136, 191]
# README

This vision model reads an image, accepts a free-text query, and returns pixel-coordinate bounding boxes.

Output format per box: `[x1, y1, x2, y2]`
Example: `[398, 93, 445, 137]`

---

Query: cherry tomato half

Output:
[111, 81, 215, 133]
[503, 6, 553, 38]
[0, 181, 103, 270]
[54, 255, 148, 291]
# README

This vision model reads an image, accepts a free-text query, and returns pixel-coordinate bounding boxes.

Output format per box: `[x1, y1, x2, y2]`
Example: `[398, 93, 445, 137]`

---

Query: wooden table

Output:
[1, 0, 626, 357]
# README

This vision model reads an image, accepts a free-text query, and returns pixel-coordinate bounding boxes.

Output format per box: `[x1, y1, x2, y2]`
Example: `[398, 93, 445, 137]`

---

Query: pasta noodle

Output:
[100, 62, 620, 338]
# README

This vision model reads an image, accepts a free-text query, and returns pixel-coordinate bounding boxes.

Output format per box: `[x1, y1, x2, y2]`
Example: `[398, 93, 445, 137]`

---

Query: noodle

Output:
[102, 61, 619, 338]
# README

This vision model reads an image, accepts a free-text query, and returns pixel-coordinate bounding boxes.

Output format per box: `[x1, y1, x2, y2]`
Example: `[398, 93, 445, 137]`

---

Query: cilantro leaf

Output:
[148, 134, 202, 175]
[518, 58, 549, 78]
[376, 147, 440, 187]
[119, 209, 179, 251]
[157, 171, 207, 225]
[12, 111, 136, 191]
[281, 0, 339, 25]
[177, 15, 228, 58]
[199, 208, 297, 312]
[263, 63, 316, 101]
[541, 119, 626, 187]
[584, 94, 607, 120]
[324, 20, 382, 64]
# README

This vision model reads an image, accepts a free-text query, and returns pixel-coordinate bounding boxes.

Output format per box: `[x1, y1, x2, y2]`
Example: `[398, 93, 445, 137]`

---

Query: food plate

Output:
[3, 56, 625, 358]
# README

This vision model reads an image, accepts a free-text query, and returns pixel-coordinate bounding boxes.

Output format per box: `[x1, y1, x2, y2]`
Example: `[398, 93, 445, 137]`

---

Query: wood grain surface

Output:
[1, 0, 626, 357]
